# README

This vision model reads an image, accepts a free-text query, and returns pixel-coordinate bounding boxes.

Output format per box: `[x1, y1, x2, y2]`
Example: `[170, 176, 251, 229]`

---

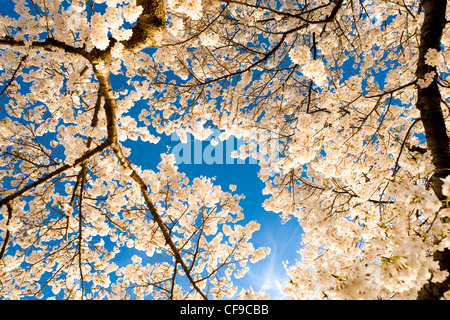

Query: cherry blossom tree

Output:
[0, 0, 269, 300]
[1, 0, 450, 300]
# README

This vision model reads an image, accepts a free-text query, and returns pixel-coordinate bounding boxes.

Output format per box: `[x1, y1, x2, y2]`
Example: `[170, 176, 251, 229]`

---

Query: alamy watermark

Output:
[170, 129, 281, 165]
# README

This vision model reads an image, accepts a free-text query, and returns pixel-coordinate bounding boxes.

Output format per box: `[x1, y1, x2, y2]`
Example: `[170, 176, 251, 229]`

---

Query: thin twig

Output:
[0, 203, 13, 260]
[392, 117, 422, 177]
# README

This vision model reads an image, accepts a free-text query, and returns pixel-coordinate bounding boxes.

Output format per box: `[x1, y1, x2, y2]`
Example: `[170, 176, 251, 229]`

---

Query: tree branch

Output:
[414, 0, 450, 300]
[94, 63, 208, 300]
[0, 54, 27, 100]
[217, 0, 343, 24]
[0, 37, 90, 60]
[122, 0, 166, 52]
[392, 117, 422, 177]
[0, 140, 111, 209]
[0, 203, 13, 261]
[415, 0, 450, 200]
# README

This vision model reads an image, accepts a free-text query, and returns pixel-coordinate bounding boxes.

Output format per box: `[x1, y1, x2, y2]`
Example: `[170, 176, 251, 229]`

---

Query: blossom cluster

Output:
[89, 0, 142, 50]
[90, 12, 110, 50]
[289, 45, 311, 65]
[417, 70, 436, 89]
[424, 48, 443, 67]
[167, 0, 203, 20]
[199, 32, 220, 47]
[289, 44, 327, 87]
[301, 60, 327, 88]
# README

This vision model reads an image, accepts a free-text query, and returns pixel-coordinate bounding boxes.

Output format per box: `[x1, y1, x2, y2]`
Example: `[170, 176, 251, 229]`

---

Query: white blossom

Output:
[424, 48, 443, 67]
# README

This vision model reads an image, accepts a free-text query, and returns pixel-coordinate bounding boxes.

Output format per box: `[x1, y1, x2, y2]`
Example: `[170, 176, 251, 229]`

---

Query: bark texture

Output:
[415, 0, 450, 199]
[417, 249, 450, 299]
[415, 0, 450, 300]
[123, 0, 166, 52]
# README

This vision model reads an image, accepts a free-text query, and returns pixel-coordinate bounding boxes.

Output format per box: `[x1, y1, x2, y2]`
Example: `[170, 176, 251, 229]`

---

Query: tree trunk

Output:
[123, 0, 166, 52]
[415, 0, 450, 300]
